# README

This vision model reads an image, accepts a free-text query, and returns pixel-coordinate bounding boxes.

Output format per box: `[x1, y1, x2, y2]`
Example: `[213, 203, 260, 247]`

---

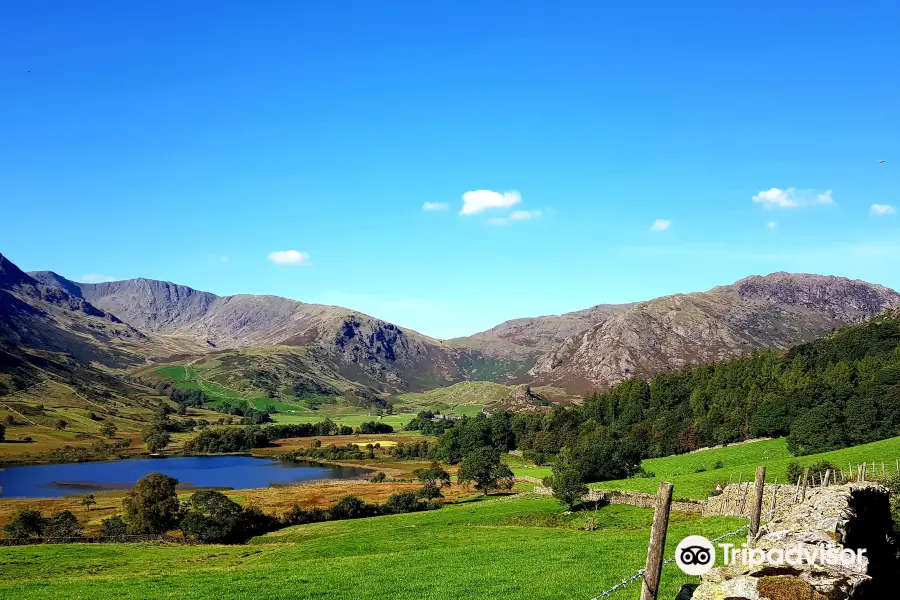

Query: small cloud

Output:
[650, 219, 672, 232]
[81, 273, 116, 283]
[871, 204, 896, 216]
[459, 190, 521, 215]
[752, 187, 835, 209]
[422, 202, 449, 211]
[487, 210, 542, 226]
[268, 250, 310, 266]
[767, 221, 778, 229]
[208, 254, 230, 264]
[817, 190, 834, 205]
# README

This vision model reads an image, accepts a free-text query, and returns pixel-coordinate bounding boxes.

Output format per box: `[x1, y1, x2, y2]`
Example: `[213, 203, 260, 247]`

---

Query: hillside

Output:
[530, 273, 900, 392]
[10, 253, 900, 399]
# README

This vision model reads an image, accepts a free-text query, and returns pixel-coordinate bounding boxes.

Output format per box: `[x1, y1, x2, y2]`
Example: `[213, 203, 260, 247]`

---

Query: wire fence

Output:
[585, 474, 808, 600]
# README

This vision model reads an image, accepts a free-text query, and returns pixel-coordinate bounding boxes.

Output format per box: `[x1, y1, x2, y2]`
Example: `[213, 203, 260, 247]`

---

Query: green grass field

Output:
[269, 412, 415, 428]
[593, 435, 900, 499]
[0, 496, 745, 600]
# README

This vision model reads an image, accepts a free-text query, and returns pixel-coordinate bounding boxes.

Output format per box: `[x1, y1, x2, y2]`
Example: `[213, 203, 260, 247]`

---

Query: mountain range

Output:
[2, 250, 899, 402]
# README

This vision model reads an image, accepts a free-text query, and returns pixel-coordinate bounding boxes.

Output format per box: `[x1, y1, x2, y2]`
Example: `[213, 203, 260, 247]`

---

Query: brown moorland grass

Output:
[0, 480, 481, 536]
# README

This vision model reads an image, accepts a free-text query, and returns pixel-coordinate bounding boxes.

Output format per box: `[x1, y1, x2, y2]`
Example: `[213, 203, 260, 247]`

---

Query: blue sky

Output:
[2, 1, 898, 338]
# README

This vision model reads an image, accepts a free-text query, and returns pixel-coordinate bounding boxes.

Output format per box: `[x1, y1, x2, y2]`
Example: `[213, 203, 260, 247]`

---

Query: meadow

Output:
[590, 435, 900, 499]
[0, 495, 745, 600]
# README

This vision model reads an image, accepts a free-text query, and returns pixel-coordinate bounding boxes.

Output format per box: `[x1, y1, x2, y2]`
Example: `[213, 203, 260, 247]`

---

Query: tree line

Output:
[415, 311, 900, 488]
[2, 471, 442, 544]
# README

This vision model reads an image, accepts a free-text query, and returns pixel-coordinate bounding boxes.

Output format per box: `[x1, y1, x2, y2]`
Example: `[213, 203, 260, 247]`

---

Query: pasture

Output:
[594, 435, 900, 499]
[0, 495, 745, 600]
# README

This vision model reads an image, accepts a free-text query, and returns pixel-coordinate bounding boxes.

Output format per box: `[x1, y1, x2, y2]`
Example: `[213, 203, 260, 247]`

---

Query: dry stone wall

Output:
[681, 482, 895, 600]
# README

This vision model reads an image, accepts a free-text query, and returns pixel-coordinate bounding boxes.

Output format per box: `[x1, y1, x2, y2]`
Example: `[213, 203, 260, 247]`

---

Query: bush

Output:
[713, 460, 724, 469]
[281, 505, 328, 526]
[425, 499, 444, 510]
[44, 510, 82, 538]
[785, 460, 837, 484]
[180, 490, 245, 543]
[369, 471, 387, 483]
[2, 509, 47, 539]
[385, 492, 421, 514]
[522, 450, 551, 466]
[101, 515, 128, 536]
[417, 484, 443, 500]
[329, 495, 377, 520]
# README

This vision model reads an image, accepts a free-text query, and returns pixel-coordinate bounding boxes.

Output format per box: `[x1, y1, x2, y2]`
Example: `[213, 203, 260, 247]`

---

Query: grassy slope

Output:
[589, 435, 900, 499]
[0, 496, 744, 600]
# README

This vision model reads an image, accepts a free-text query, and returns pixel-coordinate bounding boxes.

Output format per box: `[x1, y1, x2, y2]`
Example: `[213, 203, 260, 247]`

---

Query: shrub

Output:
[522, 450, 551, 466]
[417, 484, 443, 500]
[713, 460, 724, 470]
[330, 495, 376, 520]
[785, 460, 837, 484]
[180, 490, 245, 543]
[44, 511, 82, 538]
[281, 505, 328, 526]
[385, 492, 421, 514]
[2, 509, 47, 539]
[101, 515, 128, 536]
[425, 499, 444, 510]
[369, 471, 387, 483]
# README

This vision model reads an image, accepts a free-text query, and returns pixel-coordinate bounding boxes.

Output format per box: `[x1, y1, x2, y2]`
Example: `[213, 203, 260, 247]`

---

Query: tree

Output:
[100, 421, 118, 439]
[101, 515, 128, 536]
[55, 419, 68, 431]
[44, 511, 83, 538]
[123, 473, 180, 534]
[80, 494, 97, 511]
[787, 403, 845, 456]
[545, 447, 588, 510]
[2, 509, 47, 539]
[417, 484, 443, 500]
[329, 495, 375, 520]
[142, 423, 171, 453]
[0, 422, 5, 442]
[180, 490, 245, 543]
[385, 491, 421, 514]
[456, 447, 514, 495]
[413, 462, 451, 488]
[369, 471, 387, 483]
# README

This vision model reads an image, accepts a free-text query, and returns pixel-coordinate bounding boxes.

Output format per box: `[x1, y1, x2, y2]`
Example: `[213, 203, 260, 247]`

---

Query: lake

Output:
[0, 456, 370, 498]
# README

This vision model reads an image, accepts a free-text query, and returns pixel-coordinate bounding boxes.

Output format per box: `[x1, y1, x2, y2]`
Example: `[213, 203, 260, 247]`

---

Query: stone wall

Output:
[681, 482, 895, 600]
[702, 483, 800, 517]
[532, 486, 705, 513]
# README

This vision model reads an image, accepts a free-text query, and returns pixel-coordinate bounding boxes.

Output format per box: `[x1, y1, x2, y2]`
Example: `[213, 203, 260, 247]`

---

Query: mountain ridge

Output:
[8, 252, 900, 395]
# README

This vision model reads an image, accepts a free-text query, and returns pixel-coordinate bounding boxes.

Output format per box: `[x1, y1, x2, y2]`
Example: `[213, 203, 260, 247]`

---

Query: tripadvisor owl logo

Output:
[675, 535, 716, 576]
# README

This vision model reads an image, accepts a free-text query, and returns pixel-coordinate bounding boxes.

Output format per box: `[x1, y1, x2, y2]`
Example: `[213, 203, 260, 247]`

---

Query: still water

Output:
[0, 455, 369, 498]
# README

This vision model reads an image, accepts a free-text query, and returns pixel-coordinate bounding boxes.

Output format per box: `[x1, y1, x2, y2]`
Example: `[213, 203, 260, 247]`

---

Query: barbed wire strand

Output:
[586, 490, 801, 599]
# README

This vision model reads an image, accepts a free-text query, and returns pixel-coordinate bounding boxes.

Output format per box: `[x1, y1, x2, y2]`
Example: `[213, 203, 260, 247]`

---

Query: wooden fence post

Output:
[769, 477, 778, 516]
[800, 468, 810, 501]
[640, 482, 673, 600]
[794, 476, 802, 502]
[822, 469, 831, 488]
[749, 466, 766, 537]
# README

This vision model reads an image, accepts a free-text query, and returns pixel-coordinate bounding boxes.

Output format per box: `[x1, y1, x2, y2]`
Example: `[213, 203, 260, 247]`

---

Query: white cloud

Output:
[817, 190, 835, 205]
[650, 219, 672, 232]
[752, 187, 835, 209]
[422, 202, 449, 211]
[81, 273, 116, 283]
[767, 221, 778, 229]
[871, 204, 896, 216]
[486, 210, 542, 226]
[459, 190, 521, 215]
[267, 250, 310, 266]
